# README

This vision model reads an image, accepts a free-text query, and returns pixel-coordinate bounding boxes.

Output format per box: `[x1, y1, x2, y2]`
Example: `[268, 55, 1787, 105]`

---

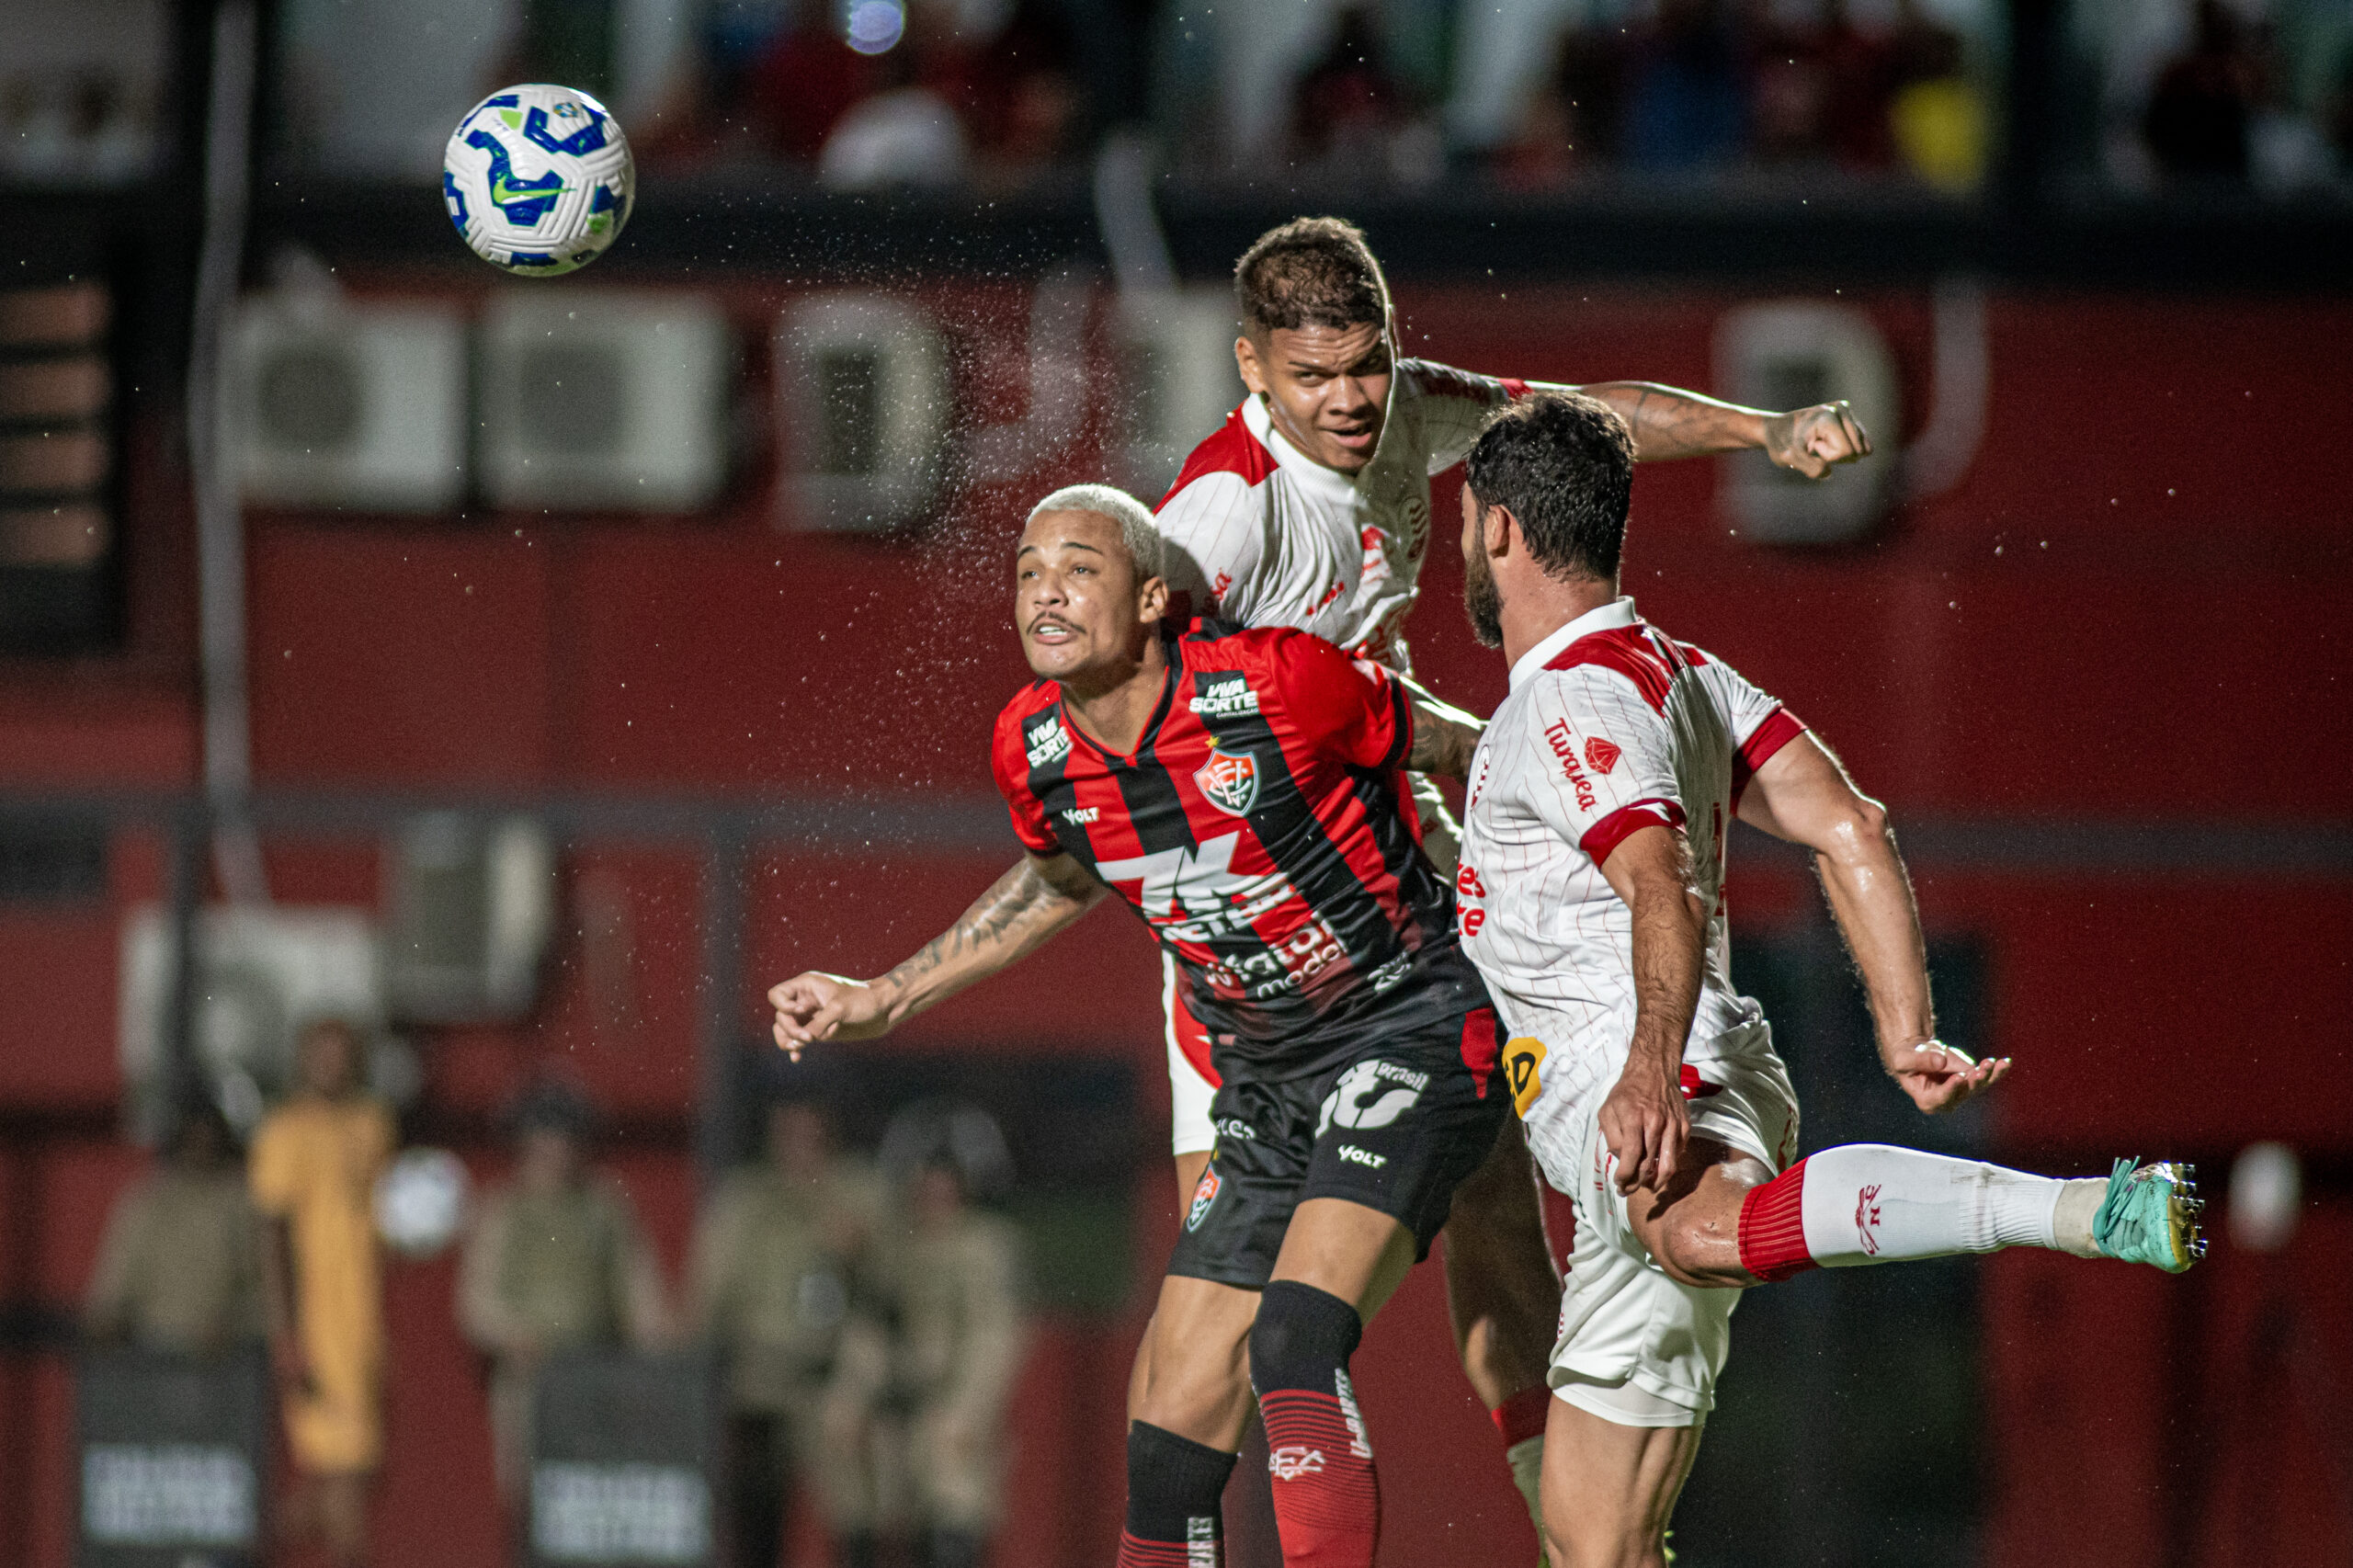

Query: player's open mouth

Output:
[1029, 618, 1078, 644]
[1328, 426, 1378, 449]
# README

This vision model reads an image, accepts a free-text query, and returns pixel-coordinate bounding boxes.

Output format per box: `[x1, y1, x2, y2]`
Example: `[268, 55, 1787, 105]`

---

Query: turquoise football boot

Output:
[2091, 1158, 2207, 1272]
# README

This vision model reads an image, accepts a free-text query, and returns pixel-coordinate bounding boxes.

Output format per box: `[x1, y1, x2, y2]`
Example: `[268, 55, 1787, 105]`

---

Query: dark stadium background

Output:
[4, 2, 2351, 1564]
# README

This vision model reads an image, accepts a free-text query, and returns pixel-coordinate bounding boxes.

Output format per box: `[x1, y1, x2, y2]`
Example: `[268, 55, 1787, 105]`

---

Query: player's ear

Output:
[1483, 502, 1518, 559]
[1234, 333, 1267, 396]
[1137, 572, 1169, 626]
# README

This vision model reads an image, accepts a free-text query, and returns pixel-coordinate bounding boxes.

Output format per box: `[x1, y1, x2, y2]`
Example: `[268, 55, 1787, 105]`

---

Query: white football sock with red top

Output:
[1737, 1143, 2101, 1280]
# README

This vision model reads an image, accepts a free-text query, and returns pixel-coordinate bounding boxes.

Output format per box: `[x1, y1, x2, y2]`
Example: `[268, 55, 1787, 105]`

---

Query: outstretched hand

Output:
[767, 971, 893, 1059]
[1597, 1055, 1689, 1195]
[1764, 402, 1872, 479]
[1886, 1040, 2008, 1114]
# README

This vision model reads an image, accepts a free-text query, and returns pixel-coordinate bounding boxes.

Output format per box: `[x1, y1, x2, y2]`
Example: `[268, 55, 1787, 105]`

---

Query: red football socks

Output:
[1253, 1280, 1379, 1568]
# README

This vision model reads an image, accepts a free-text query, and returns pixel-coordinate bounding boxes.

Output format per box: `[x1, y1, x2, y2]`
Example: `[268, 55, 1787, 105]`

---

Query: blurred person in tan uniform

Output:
[85, 1102, 266, 1354]
[251, 1017, 394, 1568]
[828, 1108, 1028, 1568]
[459, 1080, 671, 1519]
[689, 1094, 878, 1568]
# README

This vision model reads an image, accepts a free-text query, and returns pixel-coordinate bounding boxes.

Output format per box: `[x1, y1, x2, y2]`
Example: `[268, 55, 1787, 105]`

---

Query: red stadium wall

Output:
[1, 282, 2347, 1567]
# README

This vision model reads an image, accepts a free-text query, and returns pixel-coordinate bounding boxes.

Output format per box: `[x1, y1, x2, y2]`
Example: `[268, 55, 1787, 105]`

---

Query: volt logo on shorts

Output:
[1186, 1165, 1221, 1232]
[1502, 1037, 1547, 1117]
[1268, 1446, 1325, 1481]
[1315, 1059, 1428, 1137]
[1337, 1144, 1386, 1168]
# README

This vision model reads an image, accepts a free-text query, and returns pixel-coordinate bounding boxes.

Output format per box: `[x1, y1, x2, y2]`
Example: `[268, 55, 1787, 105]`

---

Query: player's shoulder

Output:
[1174, 615, 1295, 668]
[1180, 617, 1341, 664]
[1176, 619, 1359, 699]
[1539, 620, 1688, 713]
[1159, 403, 1278, 508]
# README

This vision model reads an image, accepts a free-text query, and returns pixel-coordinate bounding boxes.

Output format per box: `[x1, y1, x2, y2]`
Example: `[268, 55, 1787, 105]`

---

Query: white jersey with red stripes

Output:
[1148, 358, 1551, 1151]
[1153, 358, 1543, 675]
[1454, 597, 1807, 1175]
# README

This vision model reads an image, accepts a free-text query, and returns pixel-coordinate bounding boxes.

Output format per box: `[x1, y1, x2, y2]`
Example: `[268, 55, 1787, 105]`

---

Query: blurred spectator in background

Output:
[84, 1102, 264, 1355]
[746, 0, 890, 163]
[827, 1103, 1026, 1568]
[1621, 0, 1748, 169]
[691, 1094, 879, 1568]
[252, 1017, 394, 1568]
[2143, 0, 2262, 177]
[1886, 0, 1985, 192]
[1289, 5, 1440, 187]
[1495, 22, 1627, 188]
[961, 1, 1086, 185]
[458, 1080, 670, 1528]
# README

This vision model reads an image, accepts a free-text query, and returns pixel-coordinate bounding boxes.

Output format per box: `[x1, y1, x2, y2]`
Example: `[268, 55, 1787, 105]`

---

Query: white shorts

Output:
[1164, 953, 1218, 1156]
[1538, 1026, 1800, 1427]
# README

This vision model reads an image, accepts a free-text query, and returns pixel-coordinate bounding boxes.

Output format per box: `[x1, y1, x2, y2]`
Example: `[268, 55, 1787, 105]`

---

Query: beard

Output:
[1462, 547, 1504, 649]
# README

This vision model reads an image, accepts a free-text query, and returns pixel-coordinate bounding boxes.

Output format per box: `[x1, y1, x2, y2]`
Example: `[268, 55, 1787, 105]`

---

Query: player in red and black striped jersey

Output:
[770, 484, 1501, 1568]
[992, 614, 1483, 1080]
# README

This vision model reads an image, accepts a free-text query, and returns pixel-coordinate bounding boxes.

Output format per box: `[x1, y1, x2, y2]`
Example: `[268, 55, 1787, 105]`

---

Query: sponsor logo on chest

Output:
[1544, 720, 1597, 812]
[1060, 806, 1097, 824]
[1195, 742, 1260, 816]
[1188, 673, 1261, 720]
[1025, 713, 1071, 768]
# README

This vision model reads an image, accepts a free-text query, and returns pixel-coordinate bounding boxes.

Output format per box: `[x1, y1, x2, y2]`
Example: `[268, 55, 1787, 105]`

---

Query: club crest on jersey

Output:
[1195, 744, 1260, 816]
[1186, 1165, 1221, 1232]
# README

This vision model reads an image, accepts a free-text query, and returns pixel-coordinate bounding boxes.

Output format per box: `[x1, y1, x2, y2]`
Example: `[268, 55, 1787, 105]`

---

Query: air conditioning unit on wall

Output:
[775, 293, 949, 531]
[1713, 301, 1899, 545]
[232, 297, 467, 511]
[479, 291, 730, 511]
[382, 812, 555, 1024]
[119, 904, 397, 1136]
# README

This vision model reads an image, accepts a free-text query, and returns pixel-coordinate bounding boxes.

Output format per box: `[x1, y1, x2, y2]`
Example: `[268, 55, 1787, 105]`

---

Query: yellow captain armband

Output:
[1502, 1036, 1548, 1117]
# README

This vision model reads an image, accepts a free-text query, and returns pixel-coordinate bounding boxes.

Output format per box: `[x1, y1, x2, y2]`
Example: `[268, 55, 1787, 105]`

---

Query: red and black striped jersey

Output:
[989, 618, 1488, 1081]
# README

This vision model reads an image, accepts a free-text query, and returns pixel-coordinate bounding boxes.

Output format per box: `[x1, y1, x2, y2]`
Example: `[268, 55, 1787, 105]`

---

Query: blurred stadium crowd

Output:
[82, 1020, 1027, 1568]
[10, 0, 2353, 199]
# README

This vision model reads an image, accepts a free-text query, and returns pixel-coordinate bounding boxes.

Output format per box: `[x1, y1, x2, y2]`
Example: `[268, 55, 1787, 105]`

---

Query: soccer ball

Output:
[443, 84, 633, 277]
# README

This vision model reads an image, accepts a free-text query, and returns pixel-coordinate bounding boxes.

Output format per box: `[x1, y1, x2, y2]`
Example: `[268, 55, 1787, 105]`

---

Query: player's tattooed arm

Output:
[1569, 381, 1871, 478]
[768, 853, 1105, 1053]
[1397, 676, 1483, 780]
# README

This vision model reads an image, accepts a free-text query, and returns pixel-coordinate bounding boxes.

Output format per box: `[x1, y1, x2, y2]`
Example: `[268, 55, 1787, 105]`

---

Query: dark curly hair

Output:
[1464, 391, 1635, 583]
[1233, 216, 1390, 340]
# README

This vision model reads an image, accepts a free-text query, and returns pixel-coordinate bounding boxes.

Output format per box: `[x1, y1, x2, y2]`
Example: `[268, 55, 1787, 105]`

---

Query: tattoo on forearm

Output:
[886, 857, 1097, 995]
[1407, 713, 1480, 780]
[1585, 381, 1763, 460]
[1401, 680, 1484, 781]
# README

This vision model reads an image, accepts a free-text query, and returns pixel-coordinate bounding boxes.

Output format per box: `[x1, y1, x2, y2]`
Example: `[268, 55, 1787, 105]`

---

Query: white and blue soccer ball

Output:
[443, 84, 633, 277]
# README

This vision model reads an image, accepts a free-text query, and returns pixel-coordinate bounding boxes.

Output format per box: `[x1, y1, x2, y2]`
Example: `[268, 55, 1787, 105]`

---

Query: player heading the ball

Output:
[770, 483, 1499, 1568]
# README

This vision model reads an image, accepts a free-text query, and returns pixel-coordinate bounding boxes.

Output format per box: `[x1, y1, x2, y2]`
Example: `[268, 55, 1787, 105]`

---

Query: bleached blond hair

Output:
[1026, 483, 1165, 584]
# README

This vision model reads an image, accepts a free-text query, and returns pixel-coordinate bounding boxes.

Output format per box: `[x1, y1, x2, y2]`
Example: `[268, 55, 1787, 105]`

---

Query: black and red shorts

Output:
[1167, 1006, 1506, 1290]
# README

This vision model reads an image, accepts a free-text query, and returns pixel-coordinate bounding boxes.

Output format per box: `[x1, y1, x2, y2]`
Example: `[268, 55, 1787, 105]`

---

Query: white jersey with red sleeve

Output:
[1148, 357, 1552, 1153]
[1454, 597, 1807, 1177]
[1153, 358, 1546, 674]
